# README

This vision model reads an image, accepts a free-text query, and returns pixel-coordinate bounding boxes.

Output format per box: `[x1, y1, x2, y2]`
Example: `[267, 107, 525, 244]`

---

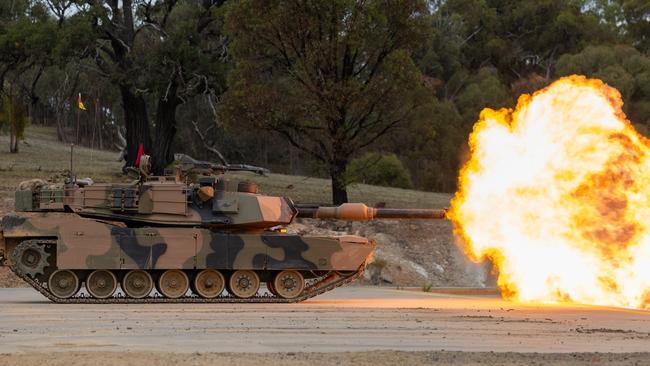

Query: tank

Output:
[0, 158, 447, 303]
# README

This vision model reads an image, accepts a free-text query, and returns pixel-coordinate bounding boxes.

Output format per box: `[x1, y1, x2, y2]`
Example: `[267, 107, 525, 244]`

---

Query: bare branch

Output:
[276, 129, 327, 163]
[191, 120, 229, 165]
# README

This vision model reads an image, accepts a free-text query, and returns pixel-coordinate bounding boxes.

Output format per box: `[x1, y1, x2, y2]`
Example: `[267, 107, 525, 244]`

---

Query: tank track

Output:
[11, 239, 364, 304]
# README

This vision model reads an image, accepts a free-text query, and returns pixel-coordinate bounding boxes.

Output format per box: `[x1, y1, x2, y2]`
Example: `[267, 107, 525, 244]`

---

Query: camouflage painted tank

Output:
[0, 158, 446, 303]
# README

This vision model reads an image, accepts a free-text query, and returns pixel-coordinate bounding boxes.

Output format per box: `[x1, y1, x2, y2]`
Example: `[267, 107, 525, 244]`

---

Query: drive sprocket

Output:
[11, 240, 51, 278]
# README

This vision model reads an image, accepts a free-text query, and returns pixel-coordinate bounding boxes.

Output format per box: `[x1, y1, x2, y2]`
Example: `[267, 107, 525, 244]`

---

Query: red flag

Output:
[134, 143, 144, 167]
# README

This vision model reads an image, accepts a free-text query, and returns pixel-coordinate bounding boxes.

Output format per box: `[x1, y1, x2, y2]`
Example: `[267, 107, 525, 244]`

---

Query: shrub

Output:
[347, 152, 413, 189]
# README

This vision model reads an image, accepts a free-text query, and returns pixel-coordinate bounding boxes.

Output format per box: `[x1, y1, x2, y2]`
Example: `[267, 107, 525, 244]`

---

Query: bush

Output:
[347, 152, 413, 189]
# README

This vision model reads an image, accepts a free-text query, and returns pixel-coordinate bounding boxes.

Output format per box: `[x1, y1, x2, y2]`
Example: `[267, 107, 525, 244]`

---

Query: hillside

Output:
[0, 126, 450, 209]
[0, 126, 490, 289]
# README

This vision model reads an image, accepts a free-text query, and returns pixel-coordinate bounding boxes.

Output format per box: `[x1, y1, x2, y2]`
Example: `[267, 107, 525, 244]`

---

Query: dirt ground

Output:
[2, 287, 649, 354]
[1, 351, 648, 366]
[1, 287, 650, 365]
[0, 267, 26, 288]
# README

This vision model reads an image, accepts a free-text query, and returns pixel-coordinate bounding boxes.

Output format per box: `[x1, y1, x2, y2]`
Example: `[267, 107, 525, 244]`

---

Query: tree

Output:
[0, 84, 29, 153]
[620, 0, 650, 55]
[0, 1, 57, 153]
[399, 0, 617, 192]
[387, 97, 466, 192]
[556, 44, 650, 126]
[427, 0, 613, 85]
[83, 0, 228, 173]
[222, 0, 433, 204]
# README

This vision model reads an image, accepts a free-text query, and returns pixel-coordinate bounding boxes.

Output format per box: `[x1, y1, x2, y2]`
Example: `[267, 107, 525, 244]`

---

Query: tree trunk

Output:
[96, 97, 103, 150]
[151, 87, 179, 175]
[120, 86, 151, 168]
[330, 157, 349, 205]
[9, 128, 18, 153]
[9, 98, 18, 153]
[56, 112, 66, 143]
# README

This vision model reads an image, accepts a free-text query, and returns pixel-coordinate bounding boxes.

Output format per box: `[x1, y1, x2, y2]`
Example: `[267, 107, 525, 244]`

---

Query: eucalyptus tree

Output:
[83, 0, 228, 173]
[222, 0, 433, 204]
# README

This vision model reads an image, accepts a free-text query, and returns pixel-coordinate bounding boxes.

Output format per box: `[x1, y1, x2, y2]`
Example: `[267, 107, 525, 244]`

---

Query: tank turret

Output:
[0, 161, 447, 303]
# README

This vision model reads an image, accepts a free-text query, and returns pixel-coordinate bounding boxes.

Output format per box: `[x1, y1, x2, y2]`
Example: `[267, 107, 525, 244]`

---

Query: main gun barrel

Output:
[295, 203, 447, 220]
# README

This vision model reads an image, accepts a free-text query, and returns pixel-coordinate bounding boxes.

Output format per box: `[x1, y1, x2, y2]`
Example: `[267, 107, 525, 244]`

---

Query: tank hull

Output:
[2, 212, 374, 303]
[2, 212, 372, 271]
[5, 171, 447, 303]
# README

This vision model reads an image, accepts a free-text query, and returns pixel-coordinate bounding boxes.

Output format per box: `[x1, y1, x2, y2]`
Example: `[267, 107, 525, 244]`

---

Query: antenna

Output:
[69, 144, 75, 183]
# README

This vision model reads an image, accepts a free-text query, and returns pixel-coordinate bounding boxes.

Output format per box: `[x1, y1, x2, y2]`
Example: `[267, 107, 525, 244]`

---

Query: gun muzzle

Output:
[296, 203, 447, 220]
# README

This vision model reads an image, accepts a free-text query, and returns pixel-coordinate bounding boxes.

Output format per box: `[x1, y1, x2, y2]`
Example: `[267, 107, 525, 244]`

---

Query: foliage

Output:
[79, 0, 230, 173]
[389, 98, 466, 192]
[0, 0, 649, 199]
[0, 89, 30, 153]
[455, 68, 512, 126]
[347, 152, 413, 189]
[556, 44, 650, 125]
[594, 0, 650, 54]
[222, 0, 432, 203]
[434, 1, 609, 91]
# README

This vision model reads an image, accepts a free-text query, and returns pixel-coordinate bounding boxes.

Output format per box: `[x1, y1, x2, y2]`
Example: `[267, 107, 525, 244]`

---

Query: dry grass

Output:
[0, 126, 124, 198]
[228, 172, 451, 208]
[0, 126, 451, 209]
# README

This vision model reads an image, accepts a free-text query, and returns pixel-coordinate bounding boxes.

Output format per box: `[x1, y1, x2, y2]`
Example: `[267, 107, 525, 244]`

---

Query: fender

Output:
[1, 212, 78, 238]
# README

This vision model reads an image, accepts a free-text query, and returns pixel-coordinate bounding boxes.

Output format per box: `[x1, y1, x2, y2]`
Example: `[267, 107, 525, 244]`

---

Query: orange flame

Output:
[449, 75, 650, 309]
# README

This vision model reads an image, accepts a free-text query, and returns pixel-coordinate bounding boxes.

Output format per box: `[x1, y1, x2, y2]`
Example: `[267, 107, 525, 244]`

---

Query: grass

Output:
[0, 126, 124, 198]
[0, 126, 451, 209]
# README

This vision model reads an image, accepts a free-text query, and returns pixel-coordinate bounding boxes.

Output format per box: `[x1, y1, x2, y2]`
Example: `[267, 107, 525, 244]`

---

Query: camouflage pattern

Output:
[8, 175, 447, 227]
[0, 169, 448, 302]
[1, 212, 372, 271]
[18, 179, 296, 228]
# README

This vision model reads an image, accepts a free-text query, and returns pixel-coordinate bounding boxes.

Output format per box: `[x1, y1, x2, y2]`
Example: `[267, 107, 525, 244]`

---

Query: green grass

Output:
[0, 126, 451, 209]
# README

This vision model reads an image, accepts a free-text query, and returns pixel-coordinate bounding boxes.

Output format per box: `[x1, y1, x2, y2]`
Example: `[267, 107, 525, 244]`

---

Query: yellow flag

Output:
[77, 93, 86, 111]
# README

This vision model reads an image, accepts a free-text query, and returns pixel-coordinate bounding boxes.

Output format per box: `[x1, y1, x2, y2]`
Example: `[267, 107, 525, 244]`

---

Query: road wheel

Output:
[48, 269, 79, 299]
[193, 269, 225, 299]
[228, 270, 260, 299]
[335, 270, 356, 277]
[86, 270, 118, 299]
[158, 270, 190, 299]
[122, 270, 153, 299]
[266, 280, 278, 297]
[273, 270, 305, 299]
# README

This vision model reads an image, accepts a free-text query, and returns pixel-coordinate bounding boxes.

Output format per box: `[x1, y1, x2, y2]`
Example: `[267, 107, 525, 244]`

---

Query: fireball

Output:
[449, 75, 650, 309]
